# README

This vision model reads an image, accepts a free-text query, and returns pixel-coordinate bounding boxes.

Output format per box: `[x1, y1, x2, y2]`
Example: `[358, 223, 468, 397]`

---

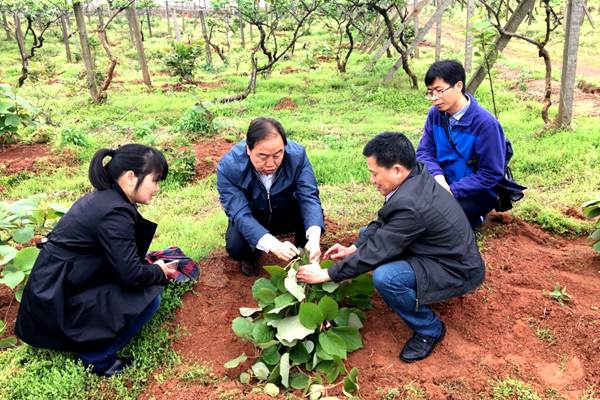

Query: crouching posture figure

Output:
[16, 144, 178, 376]
[298, 132, 485, 362]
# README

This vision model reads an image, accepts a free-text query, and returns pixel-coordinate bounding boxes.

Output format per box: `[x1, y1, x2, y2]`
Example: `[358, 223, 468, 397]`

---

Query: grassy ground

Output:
[0, 8, 599, 399]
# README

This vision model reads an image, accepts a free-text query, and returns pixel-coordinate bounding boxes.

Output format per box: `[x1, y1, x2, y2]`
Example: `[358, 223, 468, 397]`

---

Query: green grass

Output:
[0, 7, 599, 399]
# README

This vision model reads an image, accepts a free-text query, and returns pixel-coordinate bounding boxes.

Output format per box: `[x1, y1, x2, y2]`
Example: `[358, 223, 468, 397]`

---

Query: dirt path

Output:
[139, 215, 600, 399]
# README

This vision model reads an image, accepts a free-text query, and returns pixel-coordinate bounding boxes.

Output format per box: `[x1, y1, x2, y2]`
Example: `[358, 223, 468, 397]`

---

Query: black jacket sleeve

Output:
[328, 206, 425, 282]
[97, 207, 167, 287]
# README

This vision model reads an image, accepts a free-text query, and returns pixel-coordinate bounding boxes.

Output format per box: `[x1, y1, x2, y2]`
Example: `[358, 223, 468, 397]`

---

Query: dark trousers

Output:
[225, 207, 307, 262]
[78, 295, 161, 374]
[457, 190, 498, 229]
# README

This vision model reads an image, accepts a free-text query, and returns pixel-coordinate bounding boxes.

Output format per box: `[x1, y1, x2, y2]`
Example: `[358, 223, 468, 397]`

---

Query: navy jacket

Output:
[217, 140, 324, 248]
[16, 185, 166, 352]
[327, 163, 485, 306]
[416, 94, 506, 199]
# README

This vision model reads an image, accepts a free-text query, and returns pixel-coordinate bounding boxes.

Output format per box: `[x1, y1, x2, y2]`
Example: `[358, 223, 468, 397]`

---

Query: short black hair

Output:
[363, 132, 416, 170]
[246, 117, 287, 149]
[424, 60, 466, 94]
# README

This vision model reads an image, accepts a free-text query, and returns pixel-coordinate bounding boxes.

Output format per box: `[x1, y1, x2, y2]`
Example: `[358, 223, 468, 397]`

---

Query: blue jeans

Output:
[372, 260, 443, 338]
[78, 295, 161, 373]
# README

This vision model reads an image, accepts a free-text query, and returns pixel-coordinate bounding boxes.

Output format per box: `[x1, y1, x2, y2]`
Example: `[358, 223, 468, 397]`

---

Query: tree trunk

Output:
[366, 12, 399, 54]
[172, 6, 181, 41]
[239, 8, 245, 48]
[464, 0, 474, 74]
[146, 8, 153, 37]
[413, 0, 419, 57]
[539, 47, 552, 124]
[60, 14, 73, 63]
[2, 12, 11, 40]
[435, 18, 442, 60]
[74, 3, 103, 103]
[126, 5, 151, 88]
[409, 0, 450, 56]
[13, 13, 28, 87]
[198, 5, 212, 65]
[166, 1, 172, 36]
[467, 0, 535, 93]
[97, 6, 104, 29]
[557, 0, 585, 128]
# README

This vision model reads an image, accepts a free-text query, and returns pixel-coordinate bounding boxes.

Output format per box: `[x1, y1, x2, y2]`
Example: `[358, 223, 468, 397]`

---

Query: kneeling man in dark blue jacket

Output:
[298, 132, 485, 362]
[217, 117, 324, 276]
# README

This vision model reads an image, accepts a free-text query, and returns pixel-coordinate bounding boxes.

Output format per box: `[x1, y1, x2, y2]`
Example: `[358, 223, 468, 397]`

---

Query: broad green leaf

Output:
[344, 274, 374, 297]
[315, 343, 333, 361]
[308, 384, 325, 400]
[0, 336, 17, 349]
[318, 295, 339, 321]
[239, 307, 262, 317]
[15, 284, 24, 302]
[303, 339, 315, 354]
[0, 245, 18, 265]
[589, 229, 600, 242]
[331, 327, 362, 352]
[320, 259, 334, 269]
[13, 247, 39, 272]
[252, 320, 275, 343]
[318, 331, 347, 359]
[264, 382, 280, 397]
[322, 281, 339, 293]
[290, 342, 310, 364]
[342, 367, 359, 395]
[284, 267, 306, 302]
[257, 340, 279, 349]
[12, 226, 34, 244]
[251, 361, 270, 381]
[261, 345, 281, 366]
[347, 313, 363, 330]
[224, 352, 247, 368]
[0, 320, 4, 333]
[299, 302, 324, 329]
[316, 359, 344, 383]
[4, 114, 21, 127]
[593, 240, 600, 252]
[263, 265, 285, 280]
[48, 203, 69, 215]
[290, 372, 310, 390]
[280, 352, 290, 388]
[252, 278, 277, 300]
[239, 372, 251, 384]
[0, 269, 25, 289]
[268, 293, 297, 314]
[267, 364, 280, 383]
[255, 287, 277, 306]
[275, 315, 314, 344]
[232, 317, 254, 340]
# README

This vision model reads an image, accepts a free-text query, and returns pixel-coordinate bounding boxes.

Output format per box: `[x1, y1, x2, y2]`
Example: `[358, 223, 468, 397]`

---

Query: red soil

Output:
[0, 144, 78, 177]
[139, 214, 600, 399]
[192, 139, 234, 180]
[0, 286, 18, 338]
[273, 97, 298, 111]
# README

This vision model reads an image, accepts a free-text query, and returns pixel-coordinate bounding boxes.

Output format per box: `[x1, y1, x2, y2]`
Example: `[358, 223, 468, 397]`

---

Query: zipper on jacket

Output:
[267, 191, 273, 222]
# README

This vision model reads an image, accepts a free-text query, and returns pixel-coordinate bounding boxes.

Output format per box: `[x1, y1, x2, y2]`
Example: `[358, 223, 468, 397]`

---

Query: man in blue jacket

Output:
[416, 60, 506, 228]
[217, 117, 324, 276]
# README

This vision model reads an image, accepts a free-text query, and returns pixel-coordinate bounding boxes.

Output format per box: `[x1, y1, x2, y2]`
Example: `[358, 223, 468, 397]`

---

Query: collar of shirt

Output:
[449, 95, 471, 127]
[385, 186, 400, 203]
[258, 173, 275, 192]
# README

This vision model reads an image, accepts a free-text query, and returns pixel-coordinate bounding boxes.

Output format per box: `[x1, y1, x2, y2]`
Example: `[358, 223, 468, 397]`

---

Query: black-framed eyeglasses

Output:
[423, 85, 454, 100]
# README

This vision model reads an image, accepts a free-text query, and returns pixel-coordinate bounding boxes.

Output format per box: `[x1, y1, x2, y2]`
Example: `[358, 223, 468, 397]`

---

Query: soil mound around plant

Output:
[139, 215, 600, 399]
[273, 97, 297, 111]
[0, 144, 78, 176]
[192, 139, 234, 180]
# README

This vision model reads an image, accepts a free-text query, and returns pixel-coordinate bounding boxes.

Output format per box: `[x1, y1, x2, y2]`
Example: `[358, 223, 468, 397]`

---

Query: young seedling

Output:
[546, 283, 572, 305]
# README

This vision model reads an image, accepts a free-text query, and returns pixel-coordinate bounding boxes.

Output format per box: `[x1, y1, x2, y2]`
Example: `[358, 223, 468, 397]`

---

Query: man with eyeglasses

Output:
[416, 60, 506, 228]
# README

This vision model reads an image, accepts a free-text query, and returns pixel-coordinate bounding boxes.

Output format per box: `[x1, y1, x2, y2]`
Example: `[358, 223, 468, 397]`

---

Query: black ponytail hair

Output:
[88, 144, 169, 191]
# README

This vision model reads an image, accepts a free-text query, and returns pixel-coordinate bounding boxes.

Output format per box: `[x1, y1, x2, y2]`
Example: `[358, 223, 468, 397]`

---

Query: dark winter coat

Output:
[217, 140, 324, 248]
[327, 163, 485, 306]
[15, 185, 167, 352]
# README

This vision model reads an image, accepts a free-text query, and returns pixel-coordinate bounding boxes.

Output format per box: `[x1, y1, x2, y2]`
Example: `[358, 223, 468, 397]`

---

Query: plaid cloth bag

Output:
[146, 246, 200, 283]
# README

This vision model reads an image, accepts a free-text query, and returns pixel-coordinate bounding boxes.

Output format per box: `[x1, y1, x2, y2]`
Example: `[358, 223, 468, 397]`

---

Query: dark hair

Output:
[424, 60, 466, 94]
[246, 117, 287, 150]
[363, 132, 416, 170]
[88, 144, 169, 191]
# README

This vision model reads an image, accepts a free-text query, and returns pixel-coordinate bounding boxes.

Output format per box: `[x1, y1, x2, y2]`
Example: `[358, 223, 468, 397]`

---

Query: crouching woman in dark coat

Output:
[15, 144, 178, 376]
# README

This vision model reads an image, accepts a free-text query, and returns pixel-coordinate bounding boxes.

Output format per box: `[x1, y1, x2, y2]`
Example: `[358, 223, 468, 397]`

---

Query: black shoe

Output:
[96, 357, 131, 377]
[240, 260, 260, 276]
[400, 321, 446, 363]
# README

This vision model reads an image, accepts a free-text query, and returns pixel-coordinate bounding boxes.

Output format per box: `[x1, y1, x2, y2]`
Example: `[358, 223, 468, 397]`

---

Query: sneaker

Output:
[240, 260, 260, 276]
[399, 321, 446, 363]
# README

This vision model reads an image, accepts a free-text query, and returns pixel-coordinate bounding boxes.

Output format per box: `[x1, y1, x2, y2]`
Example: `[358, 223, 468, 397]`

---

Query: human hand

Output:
[434, 174, 452, 195]
[155, 260, 178, 281]
[297, 262, 331, 284]
[271, 240, 300, 261]
[324, 243, 357, 260]
[305, 238, 321, 263]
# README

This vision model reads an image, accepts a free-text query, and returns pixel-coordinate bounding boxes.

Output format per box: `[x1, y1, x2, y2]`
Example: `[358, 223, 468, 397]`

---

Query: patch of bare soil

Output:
[0, 286, 18, 339]
[0, 144, 78, 176]
[280, 66, 302, 75]
[192, 138, 234, 180]
[140, 216, 600, 399]
[273, 97, 297, 111]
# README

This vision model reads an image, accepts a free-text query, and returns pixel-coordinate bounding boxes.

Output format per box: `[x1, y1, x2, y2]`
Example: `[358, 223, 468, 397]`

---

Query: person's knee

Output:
[225, 225, 251, 260]
[372, 265, 393, 292]
[372, 262, 414, 293]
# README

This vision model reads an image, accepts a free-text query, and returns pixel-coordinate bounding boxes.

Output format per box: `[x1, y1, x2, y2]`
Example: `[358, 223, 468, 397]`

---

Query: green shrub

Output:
[582, 196, 600, 252]
[164, 42, 203, 82]
[0, 84, 38, 145]
[59, 127, 88, 147]
[174, 103, 215, 139]
[162, 147, 196, 187]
